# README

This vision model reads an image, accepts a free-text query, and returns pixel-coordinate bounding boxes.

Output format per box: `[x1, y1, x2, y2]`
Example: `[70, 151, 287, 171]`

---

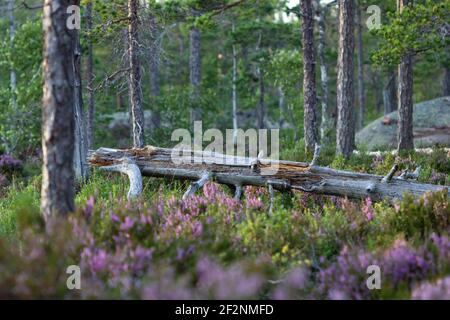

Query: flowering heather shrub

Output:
[411, 276, 450, 300]
[388, 190, 450, 240]
[0, 177, 449, 299]
[0, 154, 22, 174]
[271, 267, 311, 300]
[314, 235, 450, 300]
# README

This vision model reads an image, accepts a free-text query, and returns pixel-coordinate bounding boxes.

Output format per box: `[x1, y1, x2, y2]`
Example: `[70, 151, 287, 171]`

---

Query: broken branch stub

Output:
[98, 157, 143, 199]
[88, 146, 450, 203]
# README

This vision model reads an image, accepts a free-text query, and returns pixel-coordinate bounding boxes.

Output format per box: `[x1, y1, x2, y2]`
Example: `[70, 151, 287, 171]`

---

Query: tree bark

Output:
[148, 13, 161, 129]
[315, 0, 333, 148]
[86, 1, 95, 149]
[443, 66, 450, 97]
[336, 0, 355, 158]
[89, 146, 450, 203]
[355, 3, 365, 130]
[257, 66, 266, 129]
[8, 0, 17, 109]
[232, 23, 238, 145]
[301, 0, 318, 152]
[383, 70, 397, 114]
[41, 0, 76, 219]
[189, 23, 202, 126]
[128, 0, 145, 148]
[397, 0, 414, 151]
[72, 13, 88, 181]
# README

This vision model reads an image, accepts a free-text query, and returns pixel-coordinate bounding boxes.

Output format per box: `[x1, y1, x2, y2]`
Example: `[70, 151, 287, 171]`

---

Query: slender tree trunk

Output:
[278, 87, 286, 127]
[86, 1, 95, 150]
[355, 3, 365, 130]
[232, 23, 238, 145]
[336, 0, 355, 158]
[72, 16, 88, 181]
[189, 21, 202, 126]
[128, 0, 145, 148]
[443, 66, 450, 96]
[41, 0, 75, 219]
[397, 0, 414, 151]
[8, 0, 16, 109]
[315, 0, 332, 147]
[257, 66, 266, 129]
[148, 14, 161, 129]
[301, 0, 318, 152]
[383, 70, 397, 114]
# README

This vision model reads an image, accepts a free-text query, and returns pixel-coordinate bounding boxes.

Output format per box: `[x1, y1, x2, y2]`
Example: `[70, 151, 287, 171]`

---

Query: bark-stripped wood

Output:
[88, 146, 450, 203]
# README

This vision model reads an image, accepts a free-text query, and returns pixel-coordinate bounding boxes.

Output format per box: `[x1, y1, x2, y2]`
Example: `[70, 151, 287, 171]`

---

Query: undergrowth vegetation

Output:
[0, 148, 449, 299]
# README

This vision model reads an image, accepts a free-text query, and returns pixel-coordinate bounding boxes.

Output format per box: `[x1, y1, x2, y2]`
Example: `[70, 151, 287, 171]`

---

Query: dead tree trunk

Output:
[315, 0, 333, 148]
[128, 0, 145, 148]
[86, 1, 95, 149]
[88, 146, 449, 203]
[41, 0, 76, 219]
[73, 22, 88, 181]
[301, 0, 318, 152]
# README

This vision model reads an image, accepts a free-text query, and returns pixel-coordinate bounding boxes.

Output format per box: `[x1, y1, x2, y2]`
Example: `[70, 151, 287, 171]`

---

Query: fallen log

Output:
[88, 145, 450, 203]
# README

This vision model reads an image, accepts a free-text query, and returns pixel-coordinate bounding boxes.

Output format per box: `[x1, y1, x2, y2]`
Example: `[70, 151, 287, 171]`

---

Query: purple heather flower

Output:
[362, 197, 374, 221]
[191, 221, 203, 237]
[84, 196, 95, 219]
[411, 276, 450, 300]
[120, 216, 135, 231]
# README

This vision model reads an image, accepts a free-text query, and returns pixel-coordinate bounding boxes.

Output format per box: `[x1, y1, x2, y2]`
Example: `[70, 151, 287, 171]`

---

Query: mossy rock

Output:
[356, 96, 450, 150]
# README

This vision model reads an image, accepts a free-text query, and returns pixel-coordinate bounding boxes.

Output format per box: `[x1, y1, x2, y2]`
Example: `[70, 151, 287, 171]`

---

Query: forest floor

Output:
[0, 147, 449, 299]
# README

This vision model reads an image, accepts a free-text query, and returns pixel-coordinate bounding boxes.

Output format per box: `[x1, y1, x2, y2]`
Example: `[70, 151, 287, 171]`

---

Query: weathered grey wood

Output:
[99, 157, 142, 199]
[183, 171, 212, 199]
[88, 146, 450, 203]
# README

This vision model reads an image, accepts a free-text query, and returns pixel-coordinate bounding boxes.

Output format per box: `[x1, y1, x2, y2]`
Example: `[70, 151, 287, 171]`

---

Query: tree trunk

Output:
[336, 0, 355, 158]
[355, 3, 365, 130]
[315, 0, 333, 148]
[301, 0, 318, 152]
[443, 66, 450, 97]
[89, 146, 450, 203]
[128, 0, 145, 148]
[257, 66, 266, 129]
[278, 87, 286, 127]
[367, 67, 383, 113]
[8, 0, 16, 109]
[383, 70, 397, 115]
[232, 23, 238, 145]
[41, 0, 76, 219]
[86, 1, 95, 149]
[189, 24, 202, 126]
[397, 0, 414, 151]
[148, 13, 161, 129]
[72, 17, 88, 181]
